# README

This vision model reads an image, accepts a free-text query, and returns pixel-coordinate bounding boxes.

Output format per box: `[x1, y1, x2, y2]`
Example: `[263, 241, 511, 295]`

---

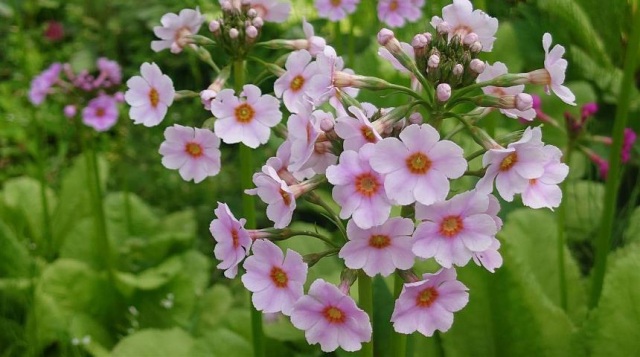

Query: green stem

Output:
[305, 192, 347, 242]
[391, 274, 407, 357]
[358, 271, 373, 357]
[235, 59, 264, 357]
[590, 4, 640, 308]
[334, 21, 342, 55]
[284, 230, 339, 248]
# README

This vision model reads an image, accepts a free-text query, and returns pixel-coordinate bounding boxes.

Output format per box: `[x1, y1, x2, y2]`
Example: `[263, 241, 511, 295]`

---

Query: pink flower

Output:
[314, 0, 360, 21]
[339, 217, 415, 277]
[246, 165, 296, 228]
[377, 0, 424, 28]
[159, 125, 221, 183]
[335, 105, 382, 151]
[211, 84, 282, 148]
[370, 124, 467, 206]
[302, 19, 327, 56]
[391, 268, 469, 336]
[125, 62, 175, 127]
[476, 126, 548, 201]
[413, 191, 499, 268]
[29, 63, 62, 105]
[378, 42, 415, 74]
[249, 0, 291, 23]
[326, 143, 393, 229]
[268, 140, 315, 182]
[290, 279, 372, 352]
[521, 145, 569, 209]
[210, 202, 252, 278]
[82, 94, 119, 132]
[526, 33, 576, 105]
[430, 0, 498, 52]
[308, 47, 359, 108]
[288, 110, 337, 174]
[623, 128, 637, 163]
[472, 238, 503, 273]
[477, 62, 536, 121]
[151, 8, 205, 53]
[96, 57, 122, 86]
[274, 50, 319, 113]
[242, 239, 307, 316]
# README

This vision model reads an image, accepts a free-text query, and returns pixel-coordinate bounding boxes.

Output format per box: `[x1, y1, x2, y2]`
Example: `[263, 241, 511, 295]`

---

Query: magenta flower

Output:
[315, 0, 360, 21]
[210, 202, 252, 278]
[377, 0, 424, 28]
[125, 62, 175, 127]
[430, 0, 498, 51]
[29, 63, 62, 105]
[274, 50, 319, 113]
[521, 145, 569, 209]
[210, 84, 282, 148]
[82, 94, 119, 132]
[413, 190, 499, 268]
[249, 0, 291, 23]
[242, 239, 307, 316]
[151, 8, 205, 53]
[477, 61, 536, 121]
[391, 268, 469, 336]
[339, 217, 415, 277]
[290, 279, 372, 352]
[623, 128, 637, 163]
[370, 124, 467, 206]
[476, 126, 548, 201]
[326, 143, 393, 229]
[335, 105, 383, 152]
[159, 124, 221, 183]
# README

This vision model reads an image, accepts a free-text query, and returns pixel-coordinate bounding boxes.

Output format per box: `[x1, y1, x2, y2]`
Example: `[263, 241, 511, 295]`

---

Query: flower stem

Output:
[390, 274, 407, 357]
[358, 271, 374, 357]
[235, 59, 265, 357]
[590, 4, 640, 308]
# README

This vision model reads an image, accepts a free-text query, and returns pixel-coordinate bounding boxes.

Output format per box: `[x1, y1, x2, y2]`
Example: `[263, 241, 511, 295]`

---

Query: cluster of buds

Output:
[209, 0, 265, 59]
[28, 57, 124, 131]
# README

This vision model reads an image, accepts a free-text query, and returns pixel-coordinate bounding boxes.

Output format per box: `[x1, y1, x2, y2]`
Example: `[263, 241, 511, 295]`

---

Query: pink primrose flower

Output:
[521, 145, 569, 209]
[274, 50, 319, 113]
[413, 190, 499, 268]
[159, 124, 221, 183]
[82, 94, 119, 132]
[268, 140, 315, 182]
[335, 105, 383, 151]
[125, 62, 175, 127]
[210, 202, 252, 278]
[308, 47, 359, 108]
[151, 8, 205, 53]
[315, 0, 360, 21]
[246, 165, 297, 229]
[326, 143, 393, 229]
[242, 239, 307, 316]
[378, 42, 415, 74]
[287, 109, 337, 175]
[29, 63, 62, 105]
[377, 0, 424, 28]
[339, 217, 415, 277]
[211, 84, 282, 148]
[391, 268, 469, 336]
[290, 279, 372, 352]
[430, 0, 498, 52]
[302, 19, 327, 56]
[369, 124, 467, 206]
[477, 61, 536, 121]
[249, 0, 291, 23]
[526, 33, 576, 106]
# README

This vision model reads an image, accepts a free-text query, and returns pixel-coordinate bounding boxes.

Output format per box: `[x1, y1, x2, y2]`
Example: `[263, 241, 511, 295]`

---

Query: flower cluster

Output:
[129, 0, 577, 353]
[29, 58, 124, 131]
[314, 0, 426, 29]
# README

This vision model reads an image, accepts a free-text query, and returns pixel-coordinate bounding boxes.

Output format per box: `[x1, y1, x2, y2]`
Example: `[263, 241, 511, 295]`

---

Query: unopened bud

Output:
[247, 8, 257, 18]
[453, 63, 464, 76]
[246, 25, 258, 38]
[463, 33, 478, 45]
[221, 1, 233, 12]
[411, 34, 429, 49]
[408, 112, 423, 125]
[470, 59, 485, 74]
[428, 54, 440, 68]
[377, 28, 395, 46]
[437, 21, 450, 34]
[515, 93, 533, 111]
[470, 41, 482, 53]
[436, 83, 452, 102]
[320, 117, 334, 132]
[229, 28, 239, 39]
[252, 17, 264, 27]
[64, 104, 77, 118]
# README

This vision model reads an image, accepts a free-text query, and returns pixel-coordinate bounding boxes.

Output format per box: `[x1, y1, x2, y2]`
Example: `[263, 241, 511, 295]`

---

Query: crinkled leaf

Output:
[0, 220, 31, 277]
[111, 328, 195, 357]
[565, 181, 605, 242]
[193, 285, 234, 335]
[2, 176, 56, 243]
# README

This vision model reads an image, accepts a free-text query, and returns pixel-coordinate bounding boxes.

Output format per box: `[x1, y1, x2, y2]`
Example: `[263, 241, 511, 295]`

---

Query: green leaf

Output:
[2, 176, 56, 243]
[623, 207, 640, 243]
[192, 327, 252, 357]
[193, 285, 234, 335]
[115, 255, 183, 293]
[59, 218, 100, 268]
[111, 328, 196, 357]
[583, 243, 640, 356]
[564, 181, 605, 242]
[0, 220, 31, 277]
[105, 192, 160, 245]
[372, 276, 393, 357]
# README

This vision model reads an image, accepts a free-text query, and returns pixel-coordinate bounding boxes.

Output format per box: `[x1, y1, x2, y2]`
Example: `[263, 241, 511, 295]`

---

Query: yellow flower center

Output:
[354, 173, 380, 197]
[499, 152, 518, 171]
[416, 286, 439, 308]
[440, 215, 464, 238]
[323, 306, 346, 324]
[369, 234, 391, 249]
[290, 75, 305, 92]
[406, 152, 432, 175]
[235, 103, 255, 123]
[96, 108, 105, 117]
[185, 142, 203, 158]
[389, 0, 399, 11]
[361, 126, 377, 143]
[270, 267, 289, 288]
[330, 0, 342, 6]
[149, 88, 160, 108]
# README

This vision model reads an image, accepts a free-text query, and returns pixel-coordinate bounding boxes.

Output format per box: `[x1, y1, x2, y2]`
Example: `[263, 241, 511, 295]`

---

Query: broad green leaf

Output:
[623, 206, 640, 243]
[192, 327, 252, 357]
[193, 285, 234, 336]
[2, 176, 56, 243]
[263, 313, 305, 342]
[583, 243, 640, 356]
[0, 220, 31, 277]
[565, 181, 605, 242]
[58, 218, 100, 269]
[104, 192, 160, 244]
[115, 255, 183, 293]
[111, 328, 195, 357]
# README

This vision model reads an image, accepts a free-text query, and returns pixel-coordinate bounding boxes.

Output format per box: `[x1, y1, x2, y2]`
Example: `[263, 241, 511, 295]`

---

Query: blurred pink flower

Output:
[151, 8, 205, 53]
[302, 19, 327, 56]
[29, 63, 62, 105]
[44, 21, 64, 42]
[125, 62, 175, 127]
[315, 0, 360, 21]
[82, 94, 118, 131]
[210, 202, 252, 278]
[159, 125, 221, 183]
[377, 0, 423, 28]
[430, 0, 498, 51]
[623, 128, 637, 163]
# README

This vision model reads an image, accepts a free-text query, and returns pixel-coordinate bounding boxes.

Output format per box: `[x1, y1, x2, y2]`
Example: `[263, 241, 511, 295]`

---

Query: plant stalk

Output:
[358, 271, 374, 357]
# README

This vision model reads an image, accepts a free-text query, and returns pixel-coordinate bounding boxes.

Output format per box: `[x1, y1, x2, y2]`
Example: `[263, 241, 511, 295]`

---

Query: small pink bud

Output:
[411, 34, 429, 49]
[437, 83, 452, 102]
[246, 25, 258, 38]
[408, 112, 423, 125]
[252, 17, 264, 27]
[377, 28, 395, 46]
[320, 117, 334, 132]
[463, 33, 478, 45]
[247, 8, 257, 18]
[515, 93, 533, 111]
[428, 54, 440, 68]
[453, 64, 464, 76]
[64, 105, 77, 118]
[470, 41, 482, 53]
[470, 59, 485, 74]
[229, 28, 239, 39]
[114, 92, 125, 103]
[437, 21, 450, 34]
[221, 1, 233, 11]
[209, 20, 220, 33]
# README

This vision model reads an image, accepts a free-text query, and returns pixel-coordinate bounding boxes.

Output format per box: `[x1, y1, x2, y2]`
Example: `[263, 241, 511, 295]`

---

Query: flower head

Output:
[370, 124, 467, 206]
[302, 19, 327, 56]
[527, 33, 576, 105]
[125, 62, 175, 127]
[210, 202, 252, 278]
[287, 110, 337, 175]
[290, 279, 372, 352]
[242, 239, 307, 316]
[413, 191, 499, 268]
[521, 145, 569, 209]
[430, 0, 498, 52]
[339, 217, 415, 277]
[211, 84, 282, 148]
[326, 143, 393, 229]
[96, 57, 122, 86]
[151, 8, 205, 53]
[623, 128, 637, 163]
[315, 0, 360, 21]
[159, 124, 221, 183]
[29, 63, 62, 105]
[335, 105, 383, 152]
[391, 268, 469, 336]
[249, 0, 291, 23]
[82, 94, 119, 131]
[274, 50, 319, 113]
[246, 165, 297, 229]
[377, 0, 424, 28]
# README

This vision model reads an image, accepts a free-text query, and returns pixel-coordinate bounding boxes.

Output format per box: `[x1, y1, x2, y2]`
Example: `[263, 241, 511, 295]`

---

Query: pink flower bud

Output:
[64, 104, 77, 118]
[408, 112, 423, 125]
[114, 92, 125, 103]
[437, 21, 450, 34]
[463, 33, 478, 45]
[377, 28, 395, 46]
[252, 17, 264, 27]
[470, 41, 482, 53]
[320, 117, 334, 132]
[470, 59, 485, 74]
[515, 93, 533, 111]
[428, 54, 440, 68]
[437, 83, 452, 102]
[453, 64, 464, 76]
[247, 8, 257, 18]
[411, 34, 429, 49]
[229, 28, 239, 39]
[221, 1, 233, 11]
[246, 25, 258, 38]
[209, 20, 220, 33]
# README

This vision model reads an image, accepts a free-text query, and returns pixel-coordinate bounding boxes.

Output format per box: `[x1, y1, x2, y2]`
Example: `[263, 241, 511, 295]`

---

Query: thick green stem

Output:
[590, 4, 640, 308]
[235, 59, 264, 357]
[391, 274, 407, 357]
[358, 271, 373, 357]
